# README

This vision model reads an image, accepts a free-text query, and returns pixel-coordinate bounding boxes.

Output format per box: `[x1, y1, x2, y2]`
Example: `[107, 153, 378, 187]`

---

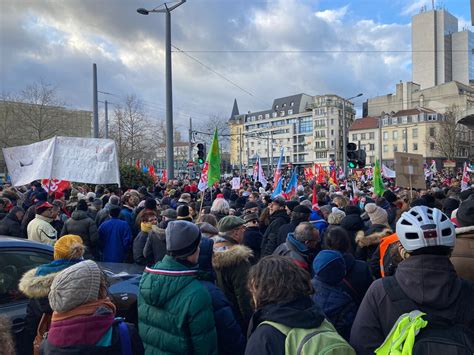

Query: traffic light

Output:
[357, 149, 366, 168]
[347, 143, 357, 169]
[197, 143, 206, 164]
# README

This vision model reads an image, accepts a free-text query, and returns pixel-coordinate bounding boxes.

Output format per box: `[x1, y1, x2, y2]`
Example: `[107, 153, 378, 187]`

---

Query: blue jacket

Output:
[199, 237, 246, 355]
[309, 211, 328, 242]
[98, 218, 132, 262]
[311, 278, 357, 341]
[119, 206, 136, 235]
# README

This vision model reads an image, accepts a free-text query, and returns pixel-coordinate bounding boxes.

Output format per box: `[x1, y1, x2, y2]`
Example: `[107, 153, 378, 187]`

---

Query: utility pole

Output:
[188, 117, 193, 161]
[270, 130, 274, 173]
[266, 134, 270, 176]
[239, 127, 243, 176]
[92, 63, 99, 138]
[137, 1, 186, 180]
[378, 114, 383, 164]
[104, 100, 109, 139]
[342, 93, 363, 176]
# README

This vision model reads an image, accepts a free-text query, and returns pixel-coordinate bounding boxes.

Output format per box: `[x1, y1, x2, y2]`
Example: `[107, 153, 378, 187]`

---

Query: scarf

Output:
[287, 233, 309, 254]
[35, 259, 83, 277]
[141, 222, 153, 233]
[52, 298, 116, 322]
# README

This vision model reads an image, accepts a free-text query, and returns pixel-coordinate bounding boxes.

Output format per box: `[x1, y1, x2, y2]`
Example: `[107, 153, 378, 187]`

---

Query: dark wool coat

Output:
[60, 211, 99, 258]
[260, 210, 290, 257]
[0, 211, 22, 238]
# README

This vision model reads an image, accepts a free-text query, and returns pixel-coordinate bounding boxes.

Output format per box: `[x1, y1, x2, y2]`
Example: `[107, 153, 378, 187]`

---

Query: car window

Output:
[0, 250, 53, 304]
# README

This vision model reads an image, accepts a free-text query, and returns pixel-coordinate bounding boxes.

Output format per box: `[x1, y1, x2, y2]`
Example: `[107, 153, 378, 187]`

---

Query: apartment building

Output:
[348, 117, 379, 165]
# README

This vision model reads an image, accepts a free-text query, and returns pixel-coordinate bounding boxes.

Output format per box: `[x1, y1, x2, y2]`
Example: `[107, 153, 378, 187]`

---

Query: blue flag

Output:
[271, 176, 284, 198]
[285, 168, 298, 199]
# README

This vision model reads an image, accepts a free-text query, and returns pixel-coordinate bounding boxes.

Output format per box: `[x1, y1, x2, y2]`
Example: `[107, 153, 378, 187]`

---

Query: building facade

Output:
[348, 117, 379, 165]
[228, 93, 356, 172]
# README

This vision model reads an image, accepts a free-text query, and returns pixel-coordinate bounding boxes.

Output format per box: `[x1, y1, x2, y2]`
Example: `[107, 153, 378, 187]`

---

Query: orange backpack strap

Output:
[379, 233, 399, 278]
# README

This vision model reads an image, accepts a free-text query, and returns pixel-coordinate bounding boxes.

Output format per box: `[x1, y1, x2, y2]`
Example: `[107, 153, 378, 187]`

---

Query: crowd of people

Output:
[0, 173, 473, 354]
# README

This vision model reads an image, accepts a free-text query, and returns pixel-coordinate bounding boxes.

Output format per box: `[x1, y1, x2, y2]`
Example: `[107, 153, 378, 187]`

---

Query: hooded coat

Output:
[260, 209, 290, 257]
[354, 225, 392, 262]
[273, 234, 313, 272]
[138, 255, 217, 355]
[451, 225, 474, 281]
[60, 210, 99, 258]
[349, 254, 474, 355]
[0, 210, 22, 238]
[212, 241, 253, 331]
[245, 297, 326, 355]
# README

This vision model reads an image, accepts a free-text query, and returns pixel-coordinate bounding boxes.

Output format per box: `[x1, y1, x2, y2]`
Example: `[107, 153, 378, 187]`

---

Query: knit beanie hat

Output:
[312, 250, 346, 286]
[285, 201, 299, 212]
[177, 205, 192, 221]
[328, 208, 346, 225]
[166, 221, 201, 258]
[49, 260, 101, 313]
[76, 199, 88, 212]
[457, 198, 474, 227]
[54, 235, 84, 260]
[365, 203, 388, 225]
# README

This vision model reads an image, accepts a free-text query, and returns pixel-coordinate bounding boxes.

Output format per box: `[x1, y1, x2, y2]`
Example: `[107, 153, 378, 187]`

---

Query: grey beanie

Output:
[49, 260, 101, 313]
[166, 220, 201, 258]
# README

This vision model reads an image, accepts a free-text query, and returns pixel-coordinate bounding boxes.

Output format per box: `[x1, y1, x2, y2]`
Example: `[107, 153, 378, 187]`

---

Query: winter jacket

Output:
[276, 218, 307, 250]
[138, 255, 217, 355]
[260, 209, 290, 257]
[245, 297, 326, 355]
[451, 225, 474, 281]
[21, 203, 39, 238]
[18, 259, 82, 355]
[212, 240, 253, 331]
[273, 234, 313, 272]
[243, 226, 263, 262]
[120, 206, 137, 236]
[0, 211, 22, 238]
[311, 278, 357, 341]
[133, 231, 150, 265]
[40, 314, 143, 355]
[143, 229, 167, 265]
[340, 214, 366, 252]
[60, 211, 99, 259]
[95, 203, 114, 227]
[199, 237, 246, 355]
[354, 225, 391, 262]
[27, 215, 57, 246]
[349, 254, 474, 355]
[98, 218, 131, 263]
[341, 253, 373, 305]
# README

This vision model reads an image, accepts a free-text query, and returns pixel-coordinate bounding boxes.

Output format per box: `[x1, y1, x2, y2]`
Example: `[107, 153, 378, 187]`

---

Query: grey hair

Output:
[211, 198, 230, 215]
[294, 222, 318, 242]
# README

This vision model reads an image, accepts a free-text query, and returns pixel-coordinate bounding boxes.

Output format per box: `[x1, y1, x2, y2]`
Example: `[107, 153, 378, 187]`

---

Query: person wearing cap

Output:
[27, 202, 57, 246]
[177, 205, 193, 222]
[60, 199, 99, 259]
[21, 190, 48, 238]
[243, 213, 263, 261]
[138, 220, 217, 354]
[18, 235, 85, 355]
[177, 192, 192, 207]
[243, 201, 260, 216]
[0, 206, 24, 238]
[260, 196, 290, 257]
[213, 215, 254, 330]
[97, 205, 132, 263]
[451, 196, 474, 280]
[95, 195, 120, 227]
[276, 205, 312, 250]
[350, 206, 474, 354]
[273, 222, 320, 272]
[40, 260, 144, 354]
[87, 198, 103, 221]
[158, 208, 177, 229]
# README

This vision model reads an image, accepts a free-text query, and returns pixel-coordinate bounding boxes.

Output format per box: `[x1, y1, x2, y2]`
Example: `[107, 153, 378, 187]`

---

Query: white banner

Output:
[382, 164, 396, 178]
[3, 136, 121, 187]
[231, 177, 241, 190]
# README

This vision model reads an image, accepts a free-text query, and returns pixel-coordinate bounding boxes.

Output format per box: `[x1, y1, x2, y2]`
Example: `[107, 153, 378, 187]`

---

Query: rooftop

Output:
[349, 116, 379, 131]
[392, 107, 436, 117]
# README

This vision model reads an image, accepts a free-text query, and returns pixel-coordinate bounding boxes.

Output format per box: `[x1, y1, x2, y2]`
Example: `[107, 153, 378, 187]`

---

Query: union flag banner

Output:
[41, 179, 70, 193]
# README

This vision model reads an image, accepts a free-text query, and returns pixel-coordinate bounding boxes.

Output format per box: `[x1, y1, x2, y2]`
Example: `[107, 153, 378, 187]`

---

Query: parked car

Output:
[0, 236, 143, 352]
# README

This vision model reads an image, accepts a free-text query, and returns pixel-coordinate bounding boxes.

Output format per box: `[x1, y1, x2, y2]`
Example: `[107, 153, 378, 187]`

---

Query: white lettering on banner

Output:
[3, 136, 120, 187]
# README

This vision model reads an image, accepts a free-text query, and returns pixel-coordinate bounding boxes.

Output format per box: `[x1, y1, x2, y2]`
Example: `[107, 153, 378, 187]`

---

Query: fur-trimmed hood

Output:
[355, 228, 392, 248]
[212, 244, 253, 269]
[455, 225, 474, 237]
[18, 268, 59, 299]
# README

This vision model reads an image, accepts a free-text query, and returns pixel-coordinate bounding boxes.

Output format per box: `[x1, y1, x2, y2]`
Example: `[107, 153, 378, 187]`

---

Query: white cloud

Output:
[401, 0, 431, 16]
[314, 5, 349, 23]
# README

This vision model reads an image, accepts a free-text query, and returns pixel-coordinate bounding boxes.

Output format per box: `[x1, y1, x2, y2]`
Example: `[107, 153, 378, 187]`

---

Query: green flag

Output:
[373, 159, 385, 196]
[207, 128, 221, 186]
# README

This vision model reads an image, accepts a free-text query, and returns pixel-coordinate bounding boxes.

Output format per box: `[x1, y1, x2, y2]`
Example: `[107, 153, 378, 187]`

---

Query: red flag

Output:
[135, 159, 140, 168]
[329, 166, 338, 186]
[312, 183, 318, 207]
[161, 169, 168, 183]
[148, 165, 157, 182]
[315, 164, 325, 184]
[41, 179, 71, 193]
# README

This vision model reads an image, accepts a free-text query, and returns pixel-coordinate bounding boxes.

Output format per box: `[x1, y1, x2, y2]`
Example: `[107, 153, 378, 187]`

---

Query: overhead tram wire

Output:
[171, 49, 471, 53]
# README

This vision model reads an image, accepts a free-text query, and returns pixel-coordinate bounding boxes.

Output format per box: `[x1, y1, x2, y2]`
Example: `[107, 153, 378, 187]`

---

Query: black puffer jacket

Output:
[354, 224, 391, 262]
[60, 211, 99, 259]
[260, 210, 290, 257]
[340, 214, 366, 252]
[0, 211, 22, 238]
[245, 297, 326, 355]
[341, 253, 374, 306]
[350, 255, 474, 355]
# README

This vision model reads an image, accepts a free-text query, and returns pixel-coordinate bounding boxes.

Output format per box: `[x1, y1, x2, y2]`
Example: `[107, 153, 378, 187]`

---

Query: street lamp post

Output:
[137, 1, 186, 180]
[342, 93, 363, 177]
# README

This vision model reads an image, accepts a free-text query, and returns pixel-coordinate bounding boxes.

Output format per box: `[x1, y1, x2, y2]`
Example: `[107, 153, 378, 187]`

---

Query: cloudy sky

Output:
[0, 0, 471, 131]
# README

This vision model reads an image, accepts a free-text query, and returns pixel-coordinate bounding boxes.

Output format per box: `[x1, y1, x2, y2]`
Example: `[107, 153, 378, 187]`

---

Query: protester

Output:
[27, 202, 57, 246]
[260, 196, 290, 257]
[211, 198, 230, 222]
[177, 205, 193, 222]
[158, 208, 177, 229]
[276, 205, 311, 248]
[138, 221, 217, 354]
[143, 225, 167, 265]
[451, 197, 474, 280]
[40, 260, 144, 354]
[95, 195, 120, 227]
[350, 206, 474, 354]
[245, 256, 355, 355]
[273, 222, 320, 271]
[213, 216, 253, 330]
[87, 198, 103, 221]
[133, 211, 158, 265]
[60, 199, 98, 259]
[242, 213, 263, 261]
[119, 192, 139, 234]
[22, 191, 48, 238]
[19, 235, 85, 355]
[0, 206, 24, 238]
[97, 205, 132, 262]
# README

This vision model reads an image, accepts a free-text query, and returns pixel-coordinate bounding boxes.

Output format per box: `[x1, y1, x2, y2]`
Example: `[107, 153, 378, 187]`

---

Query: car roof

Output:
[0, 236, 53, 252]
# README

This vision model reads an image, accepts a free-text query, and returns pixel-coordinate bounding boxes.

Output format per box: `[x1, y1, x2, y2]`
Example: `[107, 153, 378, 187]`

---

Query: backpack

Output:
[260, 319, 356, 355]
[382, 276, 474, 355]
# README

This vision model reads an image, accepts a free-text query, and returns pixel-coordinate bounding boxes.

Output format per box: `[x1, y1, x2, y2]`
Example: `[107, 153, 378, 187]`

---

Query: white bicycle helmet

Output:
[396, 206, 455, 252]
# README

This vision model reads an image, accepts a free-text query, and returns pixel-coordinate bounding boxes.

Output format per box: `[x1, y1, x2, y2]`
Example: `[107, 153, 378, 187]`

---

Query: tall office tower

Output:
[452, 30, 474, 85]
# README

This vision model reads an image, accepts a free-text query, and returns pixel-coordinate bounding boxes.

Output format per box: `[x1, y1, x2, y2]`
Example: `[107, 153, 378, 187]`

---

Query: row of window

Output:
[275, 101, 295, 110]
[352, 132, 376, 141]
[382, 113, 440, 126]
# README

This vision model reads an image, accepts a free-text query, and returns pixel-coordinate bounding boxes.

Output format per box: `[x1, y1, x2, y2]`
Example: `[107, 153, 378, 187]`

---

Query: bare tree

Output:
[16, 81, 67, 141]
[431, 105, 468, 160]
[194, 114, 230, 151]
